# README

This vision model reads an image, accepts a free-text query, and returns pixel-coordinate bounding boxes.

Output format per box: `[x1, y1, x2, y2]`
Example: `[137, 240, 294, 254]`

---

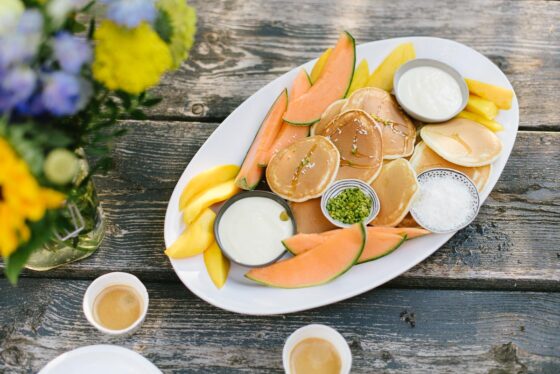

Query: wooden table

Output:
[1, 1, 559, 372]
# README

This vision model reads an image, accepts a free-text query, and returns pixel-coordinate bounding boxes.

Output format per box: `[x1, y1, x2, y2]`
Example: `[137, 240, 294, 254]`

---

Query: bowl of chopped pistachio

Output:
[320, 179, 380, 228]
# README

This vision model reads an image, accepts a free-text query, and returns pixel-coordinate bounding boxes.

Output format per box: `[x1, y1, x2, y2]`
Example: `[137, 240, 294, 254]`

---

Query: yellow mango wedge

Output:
[165, 209, 216, 259]
[465, 78, 513, 110]
[466, 95, 498, 120]
[183, 180, 239, 224]
[457, 111, 504, 132]
[366, 42, 415, 92]
[179, 164, 240, 211]
[346, 59, 370, 97]
[204, 241, 230, 289]
[310, 47, 332, 83]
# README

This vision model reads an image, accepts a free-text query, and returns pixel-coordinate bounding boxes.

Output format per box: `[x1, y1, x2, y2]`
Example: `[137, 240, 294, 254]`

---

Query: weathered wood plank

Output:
[0, 279, 558, 373]
[148, 0, 560, 130]
[5, 121, 558, 291]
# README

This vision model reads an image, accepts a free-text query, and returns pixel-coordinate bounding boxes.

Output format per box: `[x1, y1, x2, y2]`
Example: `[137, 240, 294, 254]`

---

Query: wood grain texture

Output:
[5, 121, 558, 291]
[1, 279, 558, 373]
[147, 0, 560, 130]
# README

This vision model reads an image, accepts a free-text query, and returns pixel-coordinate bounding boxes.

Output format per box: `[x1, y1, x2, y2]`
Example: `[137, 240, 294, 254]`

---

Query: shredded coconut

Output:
[412, 177, 476, 231]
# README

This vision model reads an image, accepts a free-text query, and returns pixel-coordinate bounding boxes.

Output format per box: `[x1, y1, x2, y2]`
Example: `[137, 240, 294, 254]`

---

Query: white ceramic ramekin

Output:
[282, 324, 352, 374]
[83, 272, 149, 337]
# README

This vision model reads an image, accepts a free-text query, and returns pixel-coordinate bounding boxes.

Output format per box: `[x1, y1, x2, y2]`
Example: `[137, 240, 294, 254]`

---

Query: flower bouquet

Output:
[0, 0, 196, 283]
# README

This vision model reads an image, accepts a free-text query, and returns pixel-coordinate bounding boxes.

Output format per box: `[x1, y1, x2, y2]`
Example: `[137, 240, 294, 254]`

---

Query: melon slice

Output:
[245, 223, 366, 288]
[310, 99, 346, 136]
[282, 229, 339, 255]
[358, 230, 406, 263]
[366, 42, 415, 92]
[346, 59, 370, 97]
[371, 158, 419, 227]
[283, 32, 355, 125]
[343, 87, 416, 159]
[264, 69, 312, 164]
[266, 136, 340, 202]
[235, 89, 288, 189]
[322, 110, 384, 183]
[367, 226, 430, 239]
[409, 141, 491, 192]
[289, 198, 338, 234]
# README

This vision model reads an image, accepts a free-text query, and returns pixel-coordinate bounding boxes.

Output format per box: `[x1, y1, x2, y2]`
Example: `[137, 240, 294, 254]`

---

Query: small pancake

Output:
[310, 99, 346, 136]
[266, 136, 339, 202]
[371, 158, 419, 227]
[420, 118, 502, 167]
[342, 87, 416, 159]
[322, 110, 383, 183]
[289, 198, 338, 234]
[410, 141, 491, 192]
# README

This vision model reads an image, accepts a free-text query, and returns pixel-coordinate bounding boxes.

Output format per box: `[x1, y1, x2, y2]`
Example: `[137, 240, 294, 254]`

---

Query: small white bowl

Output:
[83, 272, 149, 337]
[282, 324, 352, 374]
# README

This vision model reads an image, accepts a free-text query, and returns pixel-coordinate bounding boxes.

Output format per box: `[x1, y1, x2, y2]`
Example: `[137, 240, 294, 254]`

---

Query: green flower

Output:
[157, 0, 197, 69]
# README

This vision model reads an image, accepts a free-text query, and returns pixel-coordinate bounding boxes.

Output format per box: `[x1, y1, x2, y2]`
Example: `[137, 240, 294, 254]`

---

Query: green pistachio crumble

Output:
[326, 187, 372, 224]
[279, 211, 290, 221]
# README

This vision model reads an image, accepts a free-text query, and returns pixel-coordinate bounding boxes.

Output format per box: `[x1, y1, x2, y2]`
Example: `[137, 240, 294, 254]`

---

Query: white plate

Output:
[164, 37, 518, 315]
[39, 345, 161, 374]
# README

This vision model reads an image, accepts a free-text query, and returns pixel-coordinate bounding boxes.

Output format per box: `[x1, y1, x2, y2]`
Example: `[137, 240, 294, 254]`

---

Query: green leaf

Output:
[130, 109, 147, 120]
[141, 97, 162, 107]
[87, 18, 96, 40]
[154, 9, 173, 44]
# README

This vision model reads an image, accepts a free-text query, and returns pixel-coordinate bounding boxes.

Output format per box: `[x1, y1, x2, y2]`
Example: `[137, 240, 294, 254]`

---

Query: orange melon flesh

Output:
[283, 32, 355, 125]
[358, 230, 406, 263]
[264, 70, 312, 164]
[283, 229, 339, 254]
[246, 224, 365, 288]
[367, 226, 430, 239]
[235, 89, 288, 189]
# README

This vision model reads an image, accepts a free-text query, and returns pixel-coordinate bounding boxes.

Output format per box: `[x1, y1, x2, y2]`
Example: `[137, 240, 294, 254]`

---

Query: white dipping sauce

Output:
[218, 197, 293, 266]
[397, 66, 463, 120]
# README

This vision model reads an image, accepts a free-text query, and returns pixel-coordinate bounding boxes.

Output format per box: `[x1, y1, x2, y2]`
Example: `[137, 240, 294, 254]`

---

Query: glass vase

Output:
[25, 156, 106, 271]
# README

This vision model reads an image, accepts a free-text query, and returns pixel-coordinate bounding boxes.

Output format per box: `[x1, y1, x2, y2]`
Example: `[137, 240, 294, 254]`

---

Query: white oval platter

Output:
[164, 37, 519, 315]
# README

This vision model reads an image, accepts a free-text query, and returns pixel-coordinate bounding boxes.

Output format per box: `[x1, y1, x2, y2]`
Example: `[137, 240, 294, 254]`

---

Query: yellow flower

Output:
[157, 0, 197, 69]
[0, 138, 65, 258]
[93, 20, 172, 94]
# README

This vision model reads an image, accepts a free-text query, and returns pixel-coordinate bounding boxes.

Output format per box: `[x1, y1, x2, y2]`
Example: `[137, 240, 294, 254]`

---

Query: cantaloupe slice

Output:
[367, 226, 430, 239]
[282, 229, 339, 255]
[465, 78, 513, 110]
[179, 165, 239, 210]
[346, 59, 370, 97]
[283, 32, 355, 125]
[366, 42, 415, 92]
[264, 70, 312, 164]
[310, 47, 332, 83]
[204, 241, 230, 289]
[289, 198, 338, 234]
[183, 180, 239, 224]
[245, 223, 365, 288]
[358, 231, 406, 263]
[166, 209, 216, 258]
[235, 89, 288, 189]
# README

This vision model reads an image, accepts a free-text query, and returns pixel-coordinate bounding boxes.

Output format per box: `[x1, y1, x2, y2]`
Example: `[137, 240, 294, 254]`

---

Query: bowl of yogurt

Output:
[214, 191, 296, 267]
[393, 59, 469, 123]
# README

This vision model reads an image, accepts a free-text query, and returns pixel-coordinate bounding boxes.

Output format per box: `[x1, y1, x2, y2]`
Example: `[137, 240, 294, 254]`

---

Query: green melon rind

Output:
[235, 176, 261, 191]
[357, 233, 407, 264]
[245, 222, 366, 288]
[282, 240, 297, 256]
[282, 31, 356, 127]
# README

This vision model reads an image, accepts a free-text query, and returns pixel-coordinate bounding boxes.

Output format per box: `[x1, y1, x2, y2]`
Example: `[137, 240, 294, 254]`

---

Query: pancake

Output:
[321, 110, 383, 183]
[370, 158, 419, 227]
[289, 198, 338, 234]
[420, 118, 502, 167]
[266, 136, 339, 202]
[410, 141, 491, 192]
[310, 99, 346, 136]
[342, 87, 416, 159]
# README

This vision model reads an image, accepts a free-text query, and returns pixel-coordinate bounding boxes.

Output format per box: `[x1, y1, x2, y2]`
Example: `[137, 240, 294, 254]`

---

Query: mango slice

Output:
[165, 209, 216, 259]
[183, 180, 239, 224]
[346, 59, 370, 97]
[366, 42, 415, 92]
[204, 241, 230, 289]
[466, 95, 498, 120]
[456, 111, 504, 132]
[310, 47, 332, 83]
[465, 78, 513, 110]
[179, 165, 239, 210]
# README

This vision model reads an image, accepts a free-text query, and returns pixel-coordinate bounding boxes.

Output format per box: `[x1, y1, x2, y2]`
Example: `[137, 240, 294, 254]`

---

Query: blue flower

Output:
[41, 72, 92, 116]
[0, 66, 36, 112]
[53, 32, 92, 74]
[0, 10, 42, 68]
[100, 0, 156, 28]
